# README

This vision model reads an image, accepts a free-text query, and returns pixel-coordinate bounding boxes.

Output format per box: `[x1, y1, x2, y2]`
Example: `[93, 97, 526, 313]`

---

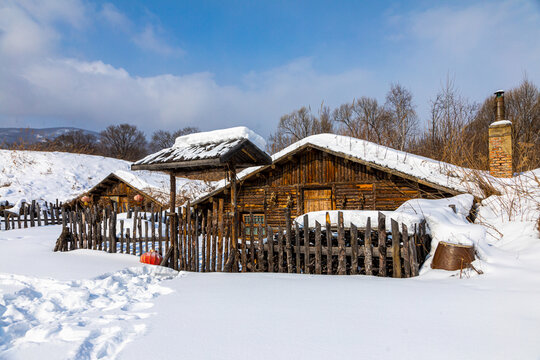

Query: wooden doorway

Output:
[303, 188, 333, 213]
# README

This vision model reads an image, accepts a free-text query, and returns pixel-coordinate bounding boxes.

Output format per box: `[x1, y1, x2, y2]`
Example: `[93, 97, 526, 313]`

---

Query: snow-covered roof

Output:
[83, 169, 213, 205]
[131, 126, 271, 172]
[490, 120, 512, 127]
[192, 133, 498, 205]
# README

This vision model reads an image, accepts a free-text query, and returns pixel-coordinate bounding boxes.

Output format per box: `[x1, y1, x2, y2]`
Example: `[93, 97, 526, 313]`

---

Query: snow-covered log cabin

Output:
[190, 133, 481, 229]
[70, 170, 212, 211]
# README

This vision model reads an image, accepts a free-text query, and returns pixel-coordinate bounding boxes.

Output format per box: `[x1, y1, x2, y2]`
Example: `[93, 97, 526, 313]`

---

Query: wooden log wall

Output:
[55, 204, 430, 278]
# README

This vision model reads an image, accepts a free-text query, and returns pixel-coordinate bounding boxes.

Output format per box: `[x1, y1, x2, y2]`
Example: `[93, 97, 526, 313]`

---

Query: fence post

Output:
[30, 200, 36, 227]
[303, 214, 310, 274]
[402, 223, 410, 278]
[325, 212, 332, 275]
[267, 226, 274, 272]
[217, 199, 224, 272]
[257, 224, 264, 272]
[277, 225, 284, 273]
[378, 212, 387, 277]
[315, 221, 322, 274]
[285, 209, 293, 273]
[36, 203, 42, 226]
[351, 223, 358, 275]
[337, 212, 346, 275]
[364, 217, 372, 275]
[249, 213, 256, 272]
[391, 219, 402, 278]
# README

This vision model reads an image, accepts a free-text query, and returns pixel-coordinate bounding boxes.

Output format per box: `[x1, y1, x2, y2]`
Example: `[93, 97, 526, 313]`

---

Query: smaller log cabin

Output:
[192, 134, 476, 231]
[71, 170, 212, 211]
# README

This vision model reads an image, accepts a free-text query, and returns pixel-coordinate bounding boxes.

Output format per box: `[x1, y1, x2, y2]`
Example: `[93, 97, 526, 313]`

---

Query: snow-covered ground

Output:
[1, 188, 539, 359]
[0, 149, 130, 208]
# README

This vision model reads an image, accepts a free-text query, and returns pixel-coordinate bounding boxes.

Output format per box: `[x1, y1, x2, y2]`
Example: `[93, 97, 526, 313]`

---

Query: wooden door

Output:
[303, 189, 333, 213]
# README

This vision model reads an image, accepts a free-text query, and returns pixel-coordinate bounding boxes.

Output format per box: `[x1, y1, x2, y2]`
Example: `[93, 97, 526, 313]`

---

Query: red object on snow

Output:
[134, 194, 144, 202]
[140, 250, 163, 265]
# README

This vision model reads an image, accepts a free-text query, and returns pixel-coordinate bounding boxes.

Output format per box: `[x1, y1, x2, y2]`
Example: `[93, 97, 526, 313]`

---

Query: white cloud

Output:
[0, 0, 538, 138]
[99, 3, 131, 32]
[132, 25, 184, 56]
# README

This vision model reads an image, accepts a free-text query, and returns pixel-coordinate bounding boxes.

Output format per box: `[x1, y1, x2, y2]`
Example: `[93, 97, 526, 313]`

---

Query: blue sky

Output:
[0, 0, 539, 138]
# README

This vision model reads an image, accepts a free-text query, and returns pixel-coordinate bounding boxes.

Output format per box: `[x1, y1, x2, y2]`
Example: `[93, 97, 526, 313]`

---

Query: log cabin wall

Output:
[200, 147, 453, 228]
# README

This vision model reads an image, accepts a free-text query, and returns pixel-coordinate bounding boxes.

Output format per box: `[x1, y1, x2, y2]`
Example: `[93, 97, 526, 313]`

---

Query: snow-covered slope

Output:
[0, 149, 130, 206]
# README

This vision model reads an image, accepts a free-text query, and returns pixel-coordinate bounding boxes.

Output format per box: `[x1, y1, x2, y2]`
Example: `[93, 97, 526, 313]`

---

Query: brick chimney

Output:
[488, 90, 513, 178]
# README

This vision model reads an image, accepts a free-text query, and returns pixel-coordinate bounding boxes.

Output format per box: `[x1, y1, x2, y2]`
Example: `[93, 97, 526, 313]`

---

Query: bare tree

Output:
[149, 127, 199, 152]
[267, 106, 334, 153]
[385, 83, 418, 151]
[424, 77, 478, 161]
[100, 124, 148, 161]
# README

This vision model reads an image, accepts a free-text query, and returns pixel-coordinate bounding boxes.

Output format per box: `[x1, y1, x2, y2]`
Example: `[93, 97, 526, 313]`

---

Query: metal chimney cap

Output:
[494, 89, 505, 96]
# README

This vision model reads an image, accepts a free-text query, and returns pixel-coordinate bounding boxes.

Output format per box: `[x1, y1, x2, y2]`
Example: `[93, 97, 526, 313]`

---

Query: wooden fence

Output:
[55, 204, 430, 278]
[1, 200, 65, 230]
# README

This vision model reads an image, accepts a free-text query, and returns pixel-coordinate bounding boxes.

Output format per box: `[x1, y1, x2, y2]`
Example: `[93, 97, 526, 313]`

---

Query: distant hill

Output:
[0, 127, 99, 146]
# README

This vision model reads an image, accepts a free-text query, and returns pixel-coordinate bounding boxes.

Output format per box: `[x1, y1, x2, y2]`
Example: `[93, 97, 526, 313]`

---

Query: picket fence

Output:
[54, 204, 430, 278]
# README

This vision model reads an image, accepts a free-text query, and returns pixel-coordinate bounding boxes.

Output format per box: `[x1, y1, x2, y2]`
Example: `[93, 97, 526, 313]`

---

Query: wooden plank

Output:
[410, 224, 419, 276]
[132, 209, 138, 255]
[187, 203, 192, 271]
[217, 199, 224, 272]
[224, 221, 230, 270]
[364, 217, 372, 275]
[201, 214, 206, 272]
[30, 201, 35, 227]
[285, 209, 293, 273]
[315, 221, 322, 274]
[138, 214, 143, 256]
[120, 220, 125, 254]
[240, 222, 247, 272]
[151, 206, 156, 251]
[391, 219, 402, 278]
[377, 212, 386, 276]
[36, 203, 42, 226]
[23, 205, 28, 228]
[195, 210, 200, 272]
[351, 223, 358, 275]
[267, 226, 274, 272]
[402, 223, 411, 278]
[160, 246, 174, 267]
[325, 212, 332, 275]
[158, 208, 163, 255]
[126, 228, 131, 254]
[337, 211, 346, 275]
[295, 222, 301, 273]
[145, 220, 149, 254]
[303, 214, 310, 274]
[258, 224, 264, 272]
[205, 209, 211, 271]
[250, 213, 255, 272]
[277, 226, 284, 273]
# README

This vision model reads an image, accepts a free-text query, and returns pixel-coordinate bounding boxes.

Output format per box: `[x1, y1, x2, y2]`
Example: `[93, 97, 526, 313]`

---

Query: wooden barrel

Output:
[431, 241, 475, 271]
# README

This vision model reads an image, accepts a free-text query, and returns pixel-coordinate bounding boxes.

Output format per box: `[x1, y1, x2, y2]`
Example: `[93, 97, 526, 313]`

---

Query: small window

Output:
[243, 214, 266, 236]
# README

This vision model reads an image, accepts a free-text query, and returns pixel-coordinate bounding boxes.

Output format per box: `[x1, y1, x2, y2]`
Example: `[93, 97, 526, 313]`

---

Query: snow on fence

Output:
[1, 200, 65, 230]
[54, 205, 430, 277]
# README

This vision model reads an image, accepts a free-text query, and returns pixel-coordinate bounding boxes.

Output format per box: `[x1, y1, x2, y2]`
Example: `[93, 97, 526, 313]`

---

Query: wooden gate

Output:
[303, 189, 333, 213]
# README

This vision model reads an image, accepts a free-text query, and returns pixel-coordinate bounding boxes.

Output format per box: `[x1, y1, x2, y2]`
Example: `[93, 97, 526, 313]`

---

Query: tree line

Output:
[5, 126, 199, 162]
[267, 77, 540, 172]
